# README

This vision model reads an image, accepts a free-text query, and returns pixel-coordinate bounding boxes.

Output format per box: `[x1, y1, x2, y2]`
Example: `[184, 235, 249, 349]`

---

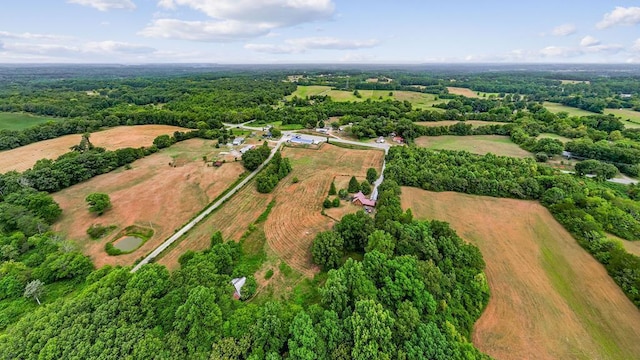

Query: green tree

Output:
[348, 176, 360, 193]
[85, 193, 111, 215]
[365, 230, 395, 257]
[270, 127, 282, 138]
[332, 198, 340, 208]
[360, 181, 372, 196]
[312, 231, 344, 271]
[329, 181, 337, 196]
[351, 300, 395, 360]
[366, 168, 378, 184]
[288, 311, 320, 360]
[153, 134, 175, 149]
[323, 198, 333, 209]
[173, 286, 222, 356]
[338, 188, 349, 199]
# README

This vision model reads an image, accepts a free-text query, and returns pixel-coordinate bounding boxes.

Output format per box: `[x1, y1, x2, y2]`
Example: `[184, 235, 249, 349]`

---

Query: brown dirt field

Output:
[52, 138, 245, 268]
[415, 120, 508, 128]
[0, 125, 188, 173]
[160, 144, 384, 276]
[401, 187, 640, 360]
[447, 86, 480, 98]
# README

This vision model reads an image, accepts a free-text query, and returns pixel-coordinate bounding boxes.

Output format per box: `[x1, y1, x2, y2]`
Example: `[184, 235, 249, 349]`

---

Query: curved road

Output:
[132, 128, 390, 272]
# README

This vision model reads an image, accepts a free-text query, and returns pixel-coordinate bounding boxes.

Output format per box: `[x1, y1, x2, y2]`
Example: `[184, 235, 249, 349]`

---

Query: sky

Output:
[0, 0, 639, 64]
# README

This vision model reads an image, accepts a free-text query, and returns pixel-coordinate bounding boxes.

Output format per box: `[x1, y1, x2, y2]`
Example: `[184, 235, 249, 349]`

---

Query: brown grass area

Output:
[401, 187, 640, 360]
[161, 144, 384, 275]
[609, 233, 640, 257]
[0, 125, 188, 173]
[415, 120, 508, 128]
[447, 86, 480, 98]
[52, 138, 244, 268]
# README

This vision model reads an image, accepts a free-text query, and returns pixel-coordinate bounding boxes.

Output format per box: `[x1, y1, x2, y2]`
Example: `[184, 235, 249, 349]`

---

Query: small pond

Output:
[113, 236, 143, 252]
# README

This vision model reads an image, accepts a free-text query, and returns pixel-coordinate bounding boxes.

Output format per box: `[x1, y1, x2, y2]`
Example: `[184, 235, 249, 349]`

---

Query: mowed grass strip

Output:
[415, 120, 508, 128]
[604, 108, 640, 129]
[401, 188, 640, 360]
[0, 112, 59, 130]
[414, 135, 532, 158]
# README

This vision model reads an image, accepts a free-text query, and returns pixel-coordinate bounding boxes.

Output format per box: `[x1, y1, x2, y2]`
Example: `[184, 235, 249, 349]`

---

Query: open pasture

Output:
[51, 138, 245, 268]
[401, 188, 640, 360]
[414, 135, 532, 158]
[415, 120, 508, 128]
[0, 125, 188, 173]
[0, 112, 58, 130]
[159, 143, 384, 276]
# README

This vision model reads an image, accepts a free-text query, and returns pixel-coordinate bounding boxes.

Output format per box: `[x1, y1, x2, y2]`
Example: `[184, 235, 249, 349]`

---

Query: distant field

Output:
[537, 133, 572, 143]
[159, 143, 384, 276]
[414, 135, 532, 158]
[401, 188, 640, 360]
[0, 125, 188, 173]
[543, 102, 596, 117]
[288, 85, 447, 109]
[605, 108, 640, 129]
[52, 139, 245, 268]
[560, 80, 590, 85]
[0, 112, 58, 130]
[447, 86, 480, 98]
[415, 120, 508, 128]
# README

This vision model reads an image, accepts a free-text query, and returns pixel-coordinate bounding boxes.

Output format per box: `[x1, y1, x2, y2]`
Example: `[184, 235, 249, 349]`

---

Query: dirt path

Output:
[401, 188, 640, 360]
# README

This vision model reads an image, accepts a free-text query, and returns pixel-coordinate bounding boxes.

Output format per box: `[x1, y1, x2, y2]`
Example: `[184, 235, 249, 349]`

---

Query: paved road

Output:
[131, 137, 287, 272]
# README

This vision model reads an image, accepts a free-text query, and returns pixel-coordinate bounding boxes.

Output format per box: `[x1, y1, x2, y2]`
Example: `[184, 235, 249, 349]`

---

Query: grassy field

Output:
[0, 112, 58, 130]
[159, 143, 384, 277]
[543, 102, 597, 117]
[608, 234, 640, 257]
[401, 188, 640, 360]
[287, 85, 446, 109]
[605, 108, 640, 129]
[0, 125, 189, 173]
[414, 135, 532, 158]
[52, 138, 245, 268]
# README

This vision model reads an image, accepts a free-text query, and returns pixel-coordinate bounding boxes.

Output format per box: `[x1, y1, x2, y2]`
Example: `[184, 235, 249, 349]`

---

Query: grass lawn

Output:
[537, 133, 572, 143]
[414, 135, 532, 158]
[0, 112, 58, 130]
[543, 102, 597, 117]
[604, 108, 640, 129]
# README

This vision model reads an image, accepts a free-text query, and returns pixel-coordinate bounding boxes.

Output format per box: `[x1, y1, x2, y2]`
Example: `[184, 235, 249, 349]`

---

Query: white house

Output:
[232, 137, 245, 146]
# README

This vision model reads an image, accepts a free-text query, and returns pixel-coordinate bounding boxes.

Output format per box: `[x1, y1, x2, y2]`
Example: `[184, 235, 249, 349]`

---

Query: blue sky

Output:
[0, 0, 639, 63]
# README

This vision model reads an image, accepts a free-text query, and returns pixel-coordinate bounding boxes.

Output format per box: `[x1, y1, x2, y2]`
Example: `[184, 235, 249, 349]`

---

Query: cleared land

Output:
[287, 85, 446, 109]
[543, 102, 596, 117]
[52, 138, 245, 268]
[609, 234, 640, 257]
[401, 188, 640, 360]
[447, 87, 480, 98]
[0, 125, 188, 173]
[414, 135, 532, 158]
[159, 144, 384, 276]
[416, 120, 508, 128]
[0, 112, 58, 130]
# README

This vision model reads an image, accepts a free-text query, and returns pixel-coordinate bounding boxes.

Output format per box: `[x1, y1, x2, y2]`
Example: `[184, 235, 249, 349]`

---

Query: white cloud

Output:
[552, 24, 576, 36]
[633, 39, 640, 52]
[580, 36, 600, 47]
[67, 0, 136, 11]
[85, 41, 156, 54]
[157, 0, 334, 26]
[3, 43, 80, 56]
[597, 6, 640, 29]
[140, 19, 271, 41]
[245, 36, 379, 54]
[539, 46, 581, 58]
[0, 31, 70, 41]
[146, 0, 336, 42]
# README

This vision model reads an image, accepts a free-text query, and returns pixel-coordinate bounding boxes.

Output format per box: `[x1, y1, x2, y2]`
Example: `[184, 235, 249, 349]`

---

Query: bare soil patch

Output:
[0, 125, 188, 173]
[401, 187, 640, 360]
[447, 86, 480, 98]
[52, 138, 245, 268]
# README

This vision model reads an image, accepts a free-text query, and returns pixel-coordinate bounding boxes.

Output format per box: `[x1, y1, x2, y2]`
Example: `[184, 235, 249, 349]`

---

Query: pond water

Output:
[113, 236, 143, 252]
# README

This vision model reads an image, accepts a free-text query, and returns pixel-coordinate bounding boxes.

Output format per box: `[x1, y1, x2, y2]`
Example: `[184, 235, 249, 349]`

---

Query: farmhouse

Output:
[232, 137, 245, 146]
[352, 191, 376, 207]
